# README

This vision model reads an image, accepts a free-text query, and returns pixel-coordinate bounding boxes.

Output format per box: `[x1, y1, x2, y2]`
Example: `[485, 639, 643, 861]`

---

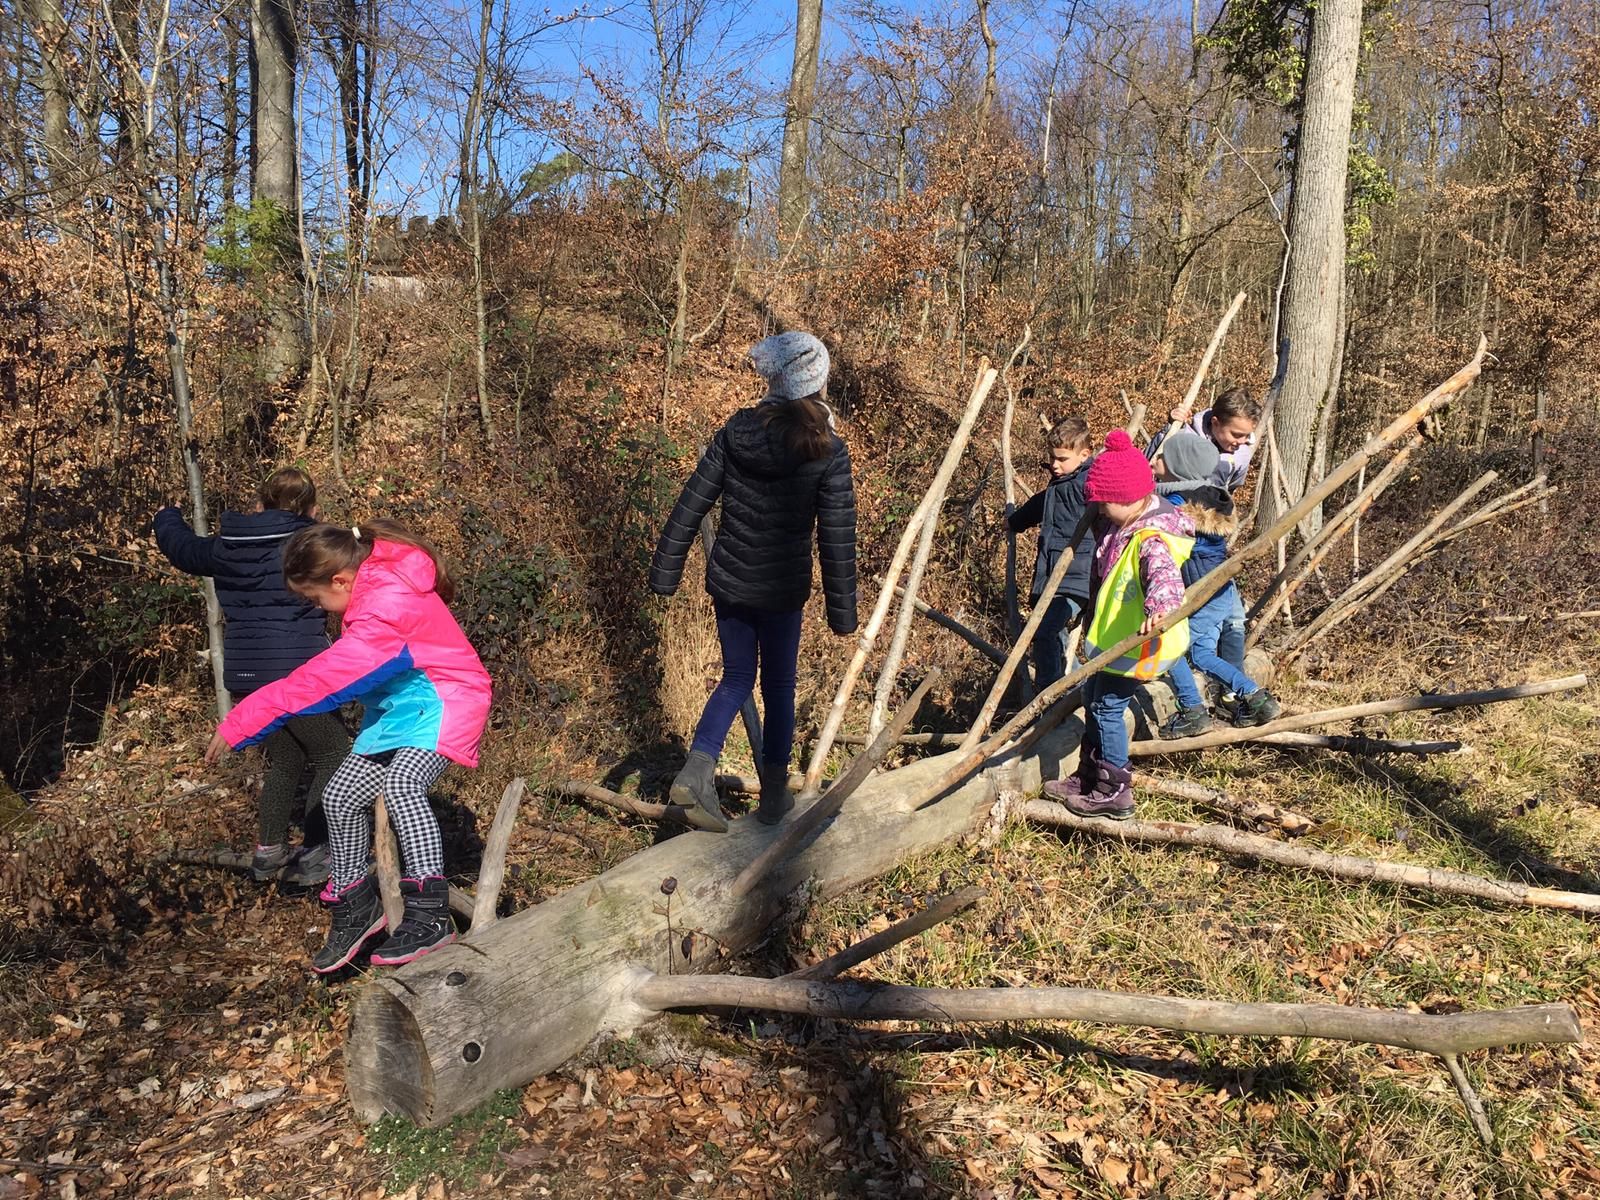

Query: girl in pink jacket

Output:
[207, 520, 492, 973]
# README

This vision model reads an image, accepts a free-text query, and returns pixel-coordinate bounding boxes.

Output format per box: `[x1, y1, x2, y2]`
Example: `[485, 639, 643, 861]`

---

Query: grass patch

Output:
[366, 1088, 522, 1193]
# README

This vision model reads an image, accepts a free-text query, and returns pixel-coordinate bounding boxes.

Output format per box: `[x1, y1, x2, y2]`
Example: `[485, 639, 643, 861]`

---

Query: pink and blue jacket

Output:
[216, 541, 493, 767]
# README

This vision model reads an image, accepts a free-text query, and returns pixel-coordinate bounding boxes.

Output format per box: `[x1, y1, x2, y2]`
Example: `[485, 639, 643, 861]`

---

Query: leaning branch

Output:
[784, 885, 985, 980]
[1024, 799, 1600, 915]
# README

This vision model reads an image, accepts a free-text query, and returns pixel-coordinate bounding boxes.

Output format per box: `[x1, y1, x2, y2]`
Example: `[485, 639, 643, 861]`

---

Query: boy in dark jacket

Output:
[154, 468, 350, 882]
[1153, 432, 1281, 728]
[1008, 418, 1095, 687]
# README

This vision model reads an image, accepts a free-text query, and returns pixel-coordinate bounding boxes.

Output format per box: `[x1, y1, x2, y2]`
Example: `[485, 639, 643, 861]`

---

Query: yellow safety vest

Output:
[1086, 527, 1194, 679]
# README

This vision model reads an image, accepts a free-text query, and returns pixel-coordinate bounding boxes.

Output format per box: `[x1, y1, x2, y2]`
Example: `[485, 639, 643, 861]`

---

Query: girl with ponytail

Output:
[206, 519, 491, 973]
[650, 331, 858, 833]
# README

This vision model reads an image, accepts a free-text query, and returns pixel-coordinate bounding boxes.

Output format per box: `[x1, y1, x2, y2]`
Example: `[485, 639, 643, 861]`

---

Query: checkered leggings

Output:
[322, 748, 451, 888]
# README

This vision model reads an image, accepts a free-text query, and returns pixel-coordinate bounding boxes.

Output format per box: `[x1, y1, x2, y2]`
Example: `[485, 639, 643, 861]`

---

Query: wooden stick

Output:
[733, 670, 941, 898]
[1024, 798, 1600, 915]
[1124, 400, 1148, 444]
[373, 796, 404, 932]
[1443, 1052, 1495, 1146]
[894, 588, 1007, 665]
[715, 771, 805, 795]
[471, 778, 526, 933]
[1474, 609, 1600, 625]
[911, 339, 1491, 811]
[784, 885, 985, 980]
[1246, 434, 1421, 640]
[805, 363, 996, 793]
[633, 971, 1580, 1059]
[1351, 447, 1368, 575]
[1280, 469, 1500, 655]
[960, 510, 1093, 752]
[1131, 675, 1586, 756]
[558, 781, 692, 825]
[1179, 290, 1248, 416]
[1253, 731, 1463, 756]
[1001, 327, 1031, 645]
[1130, 772, 1316, 833]
[1426, 485, 1550, 547]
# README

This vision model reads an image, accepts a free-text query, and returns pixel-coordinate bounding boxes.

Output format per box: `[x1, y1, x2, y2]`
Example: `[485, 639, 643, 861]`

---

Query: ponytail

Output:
[283, 518, 456, 603]
[760, 394, 834, 462]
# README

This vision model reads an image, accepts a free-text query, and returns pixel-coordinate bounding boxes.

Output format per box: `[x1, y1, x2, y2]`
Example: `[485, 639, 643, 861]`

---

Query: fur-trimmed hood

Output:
[1179, 484, 1237, 538]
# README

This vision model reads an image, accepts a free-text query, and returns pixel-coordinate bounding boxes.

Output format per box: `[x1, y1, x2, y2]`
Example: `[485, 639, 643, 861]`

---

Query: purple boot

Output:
[1061, 759, 1135, 821]
[1043, 749, 1100, 802]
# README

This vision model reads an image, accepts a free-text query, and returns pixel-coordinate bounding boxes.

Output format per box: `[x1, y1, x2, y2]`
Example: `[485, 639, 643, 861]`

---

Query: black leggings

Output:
[257, 713, 351, 846]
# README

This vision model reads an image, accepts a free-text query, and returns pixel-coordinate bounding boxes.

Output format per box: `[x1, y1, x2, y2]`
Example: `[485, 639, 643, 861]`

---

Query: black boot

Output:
[755, 765, 795, 826]
[670, 750, 727, 832]
[311, 874, 387, 974]
[370, 877, 456, 966]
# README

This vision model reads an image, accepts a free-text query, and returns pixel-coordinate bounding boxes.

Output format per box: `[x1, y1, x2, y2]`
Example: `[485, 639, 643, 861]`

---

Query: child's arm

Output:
[1138, 537, 1187, 617]
[153, 507, 220, 577]
[649, 436, 728, 598]
[1007, 489, 1044, 533]
[816, 444, 858, 635]
[212, 611, 409, 753]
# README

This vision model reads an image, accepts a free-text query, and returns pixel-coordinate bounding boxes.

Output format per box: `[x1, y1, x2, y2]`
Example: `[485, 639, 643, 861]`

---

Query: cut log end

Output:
[347, 982, 437, 1124]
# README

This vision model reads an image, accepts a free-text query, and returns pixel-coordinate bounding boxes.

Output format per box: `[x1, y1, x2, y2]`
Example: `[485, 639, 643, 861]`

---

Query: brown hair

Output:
[258, 467, 316, 515]
[759, 394, 834, 461]
[1047, 417, 1092, 453]
[1212, 387, 1262, 425]
[282, 518, 456, 603]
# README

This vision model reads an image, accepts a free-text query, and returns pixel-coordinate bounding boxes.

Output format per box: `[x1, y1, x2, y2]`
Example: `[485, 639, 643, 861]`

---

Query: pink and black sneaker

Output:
[369, 877, 456, 967]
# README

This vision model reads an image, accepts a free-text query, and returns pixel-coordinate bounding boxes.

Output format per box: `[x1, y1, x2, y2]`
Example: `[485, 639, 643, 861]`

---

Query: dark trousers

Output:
[254, 711, 350, 846]
[691, 600, 804, 771]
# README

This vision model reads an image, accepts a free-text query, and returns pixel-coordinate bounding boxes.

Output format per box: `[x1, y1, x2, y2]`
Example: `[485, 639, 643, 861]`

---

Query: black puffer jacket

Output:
[1007, 459, 1095, 604]
[650, 406, 858, 634]
[153, 507, 331, 695]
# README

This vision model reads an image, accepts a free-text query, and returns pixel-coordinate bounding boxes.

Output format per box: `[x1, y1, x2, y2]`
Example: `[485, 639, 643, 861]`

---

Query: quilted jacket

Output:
[650, 405, 858, 634]
[216, 541, 493, 766]
[153, 506, 329, 695]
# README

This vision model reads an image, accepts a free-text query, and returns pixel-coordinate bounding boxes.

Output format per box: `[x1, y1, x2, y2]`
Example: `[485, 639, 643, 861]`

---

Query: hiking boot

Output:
[1043, 749, 1099, 802]
[370, 877, 456, 967]
[1232, 689, 1283, 728]
[1160, 706, 1214, 739]
[671, 750, 727, 833]
[283, 843, 330, 888]
[755, 765, 795, 826]
[1061, 760, 1135, 820]
[250, 843, 290, 881]
[311, 874, 387, 974]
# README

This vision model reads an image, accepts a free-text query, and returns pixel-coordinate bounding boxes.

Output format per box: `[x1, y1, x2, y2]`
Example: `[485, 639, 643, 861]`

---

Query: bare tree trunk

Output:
[1265, 0, 1362, 533]
[250, 0, 306, 403]
[776, 0, 822, 242]
[23, 0, 73, 194]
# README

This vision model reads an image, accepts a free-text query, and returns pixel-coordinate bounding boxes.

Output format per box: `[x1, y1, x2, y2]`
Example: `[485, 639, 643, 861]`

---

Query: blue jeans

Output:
[691, 601, 804, 770]
[1219, 584, 1247, 671]
[1185, 582, 1258, 696]
[1085, 672, 1143, 769]
[1163, 657, 1207, 710]
[1031, 594, 1082, 688]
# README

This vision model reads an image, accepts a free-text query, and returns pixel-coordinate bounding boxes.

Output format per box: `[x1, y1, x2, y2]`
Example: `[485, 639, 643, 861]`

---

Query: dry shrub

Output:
[657, 582, 721, 747]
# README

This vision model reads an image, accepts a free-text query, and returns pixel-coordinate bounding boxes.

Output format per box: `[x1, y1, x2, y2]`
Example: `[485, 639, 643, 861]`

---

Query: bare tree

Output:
[777, 0, 823, 242]
[250, 0, 307, 404]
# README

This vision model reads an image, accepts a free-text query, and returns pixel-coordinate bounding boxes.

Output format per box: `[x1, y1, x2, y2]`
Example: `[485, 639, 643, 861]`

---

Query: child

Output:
[1154, 431, 1282, 727]
[1007, 418, 1095, 687]
[1043, 431, 1201, 819]
[651, 331, 858, 832]
[1163, 386, 1261, 494]
[205, 520, 492, 973]
[154, 468, 350, 884]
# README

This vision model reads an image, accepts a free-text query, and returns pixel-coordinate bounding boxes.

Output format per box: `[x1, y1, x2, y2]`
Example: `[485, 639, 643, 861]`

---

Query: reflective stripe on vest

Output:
[1086, 526, 1194, 679]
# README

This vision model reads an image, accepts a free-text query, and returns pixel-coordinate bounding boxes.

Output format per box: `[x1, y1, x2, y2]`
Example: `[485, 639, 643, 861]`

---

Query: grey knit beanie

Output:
[1160, 429, 1221, 483]
[748, 331, 829, 401]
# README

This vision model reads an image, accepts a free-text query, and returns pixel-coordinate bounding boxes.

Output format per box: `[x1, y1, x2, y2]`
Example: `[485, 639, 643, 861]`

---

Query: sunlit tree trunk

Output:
[777, 0, 822, 242]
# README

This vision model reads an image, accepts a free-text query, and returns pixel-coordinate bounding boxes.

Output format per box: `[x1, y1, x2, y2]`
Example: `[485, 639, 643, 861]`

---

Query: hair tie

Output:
[351, 524, 361, 539]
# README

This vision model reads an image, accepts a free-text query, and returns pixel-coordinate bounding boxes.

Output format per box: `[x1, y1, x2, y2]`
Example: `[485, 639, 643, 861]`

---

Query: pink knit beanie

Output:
[1084, 430, 1154, 504]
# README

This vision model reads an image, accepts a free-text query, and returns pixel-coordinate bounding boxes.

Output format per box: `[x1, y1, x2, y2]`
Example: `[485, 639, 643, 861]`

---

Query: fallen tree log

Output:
[1023, 799, 1600, 915]
[631, 971, 1579, 1060]
[346, 701, 1099, 1126]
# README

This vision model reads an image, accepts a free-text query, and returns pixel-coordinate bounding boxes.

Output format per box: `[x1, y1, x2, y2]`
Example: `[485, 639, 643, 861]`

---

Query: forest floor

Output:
[4, 631, 1600, 1199]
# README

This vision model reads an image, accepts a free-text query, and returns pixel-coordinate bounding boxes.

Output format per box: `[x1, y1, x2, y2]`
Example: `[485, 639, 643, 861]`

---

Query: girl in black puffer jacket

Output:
[154, 468, 351, 883]
[651, 332, 858, 832]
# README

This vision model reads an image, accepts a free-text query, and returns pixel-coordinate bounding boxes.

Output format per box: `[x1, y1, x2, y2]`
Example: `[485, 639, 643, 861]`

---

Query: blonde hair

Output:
[282, 518, 456, 603]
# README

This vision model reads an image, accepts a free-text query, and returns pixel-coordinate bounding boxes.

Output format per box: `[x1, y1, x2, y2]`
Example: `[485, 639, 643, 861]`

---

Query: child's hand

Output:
[1168, 401, 1193, 426]
[1139, 613, 1162, 636]
[204, 732, 231, 765]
